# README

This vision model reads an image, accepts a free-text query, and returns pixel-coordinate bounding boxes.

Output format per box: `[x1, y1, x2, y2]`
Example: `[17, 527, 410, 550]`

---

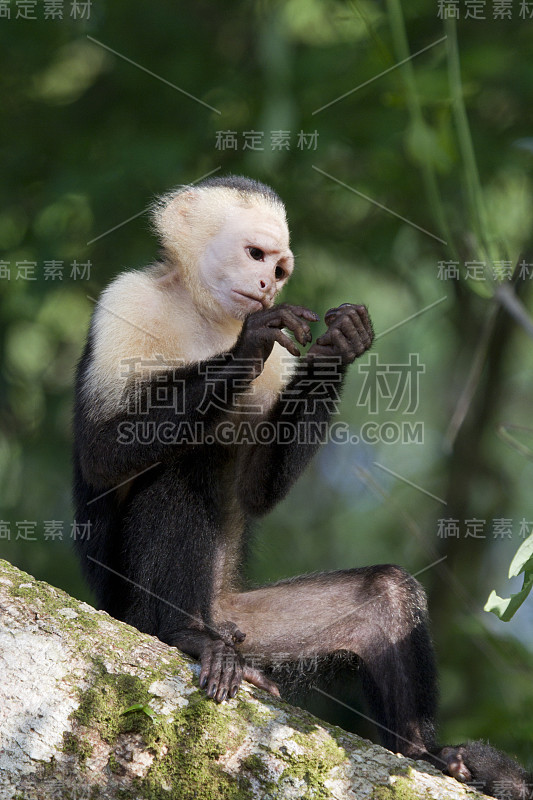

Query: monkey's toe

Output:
[243, 665, 280, 697]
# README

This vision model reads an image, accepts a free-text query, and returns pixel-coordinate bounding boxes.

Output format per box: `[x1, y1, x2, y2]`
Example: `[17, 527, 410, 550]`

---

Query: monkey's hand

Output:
[307, 303, 373, 365]
[198, 623, 280, 703]
[234, 303, 319, 365]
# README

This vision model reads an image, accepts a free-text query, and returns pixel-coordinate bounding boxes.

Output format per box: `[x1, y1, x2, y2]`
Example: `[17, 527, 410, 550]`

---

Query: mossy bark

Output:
[0, 559, 488, 800]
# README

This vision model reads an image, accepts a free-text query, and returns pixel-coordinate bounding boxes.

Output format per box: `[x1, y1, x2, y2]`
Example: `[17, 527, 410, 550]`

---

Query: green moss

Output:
[372, 775, 423, 800]
[63, 731, 93, 763]
[1, 559, 32, 583]
[393, 776, 423, 800]
[2, 560, 158, 653]
[241, 753, 265, 773]
[136, 695, 253, 799]
[108, 753, 124, 774]
[240, 753, 277, 794]
[74, 658, 153, 742]
[7, 571, 100, 635]
[39, 756, 57, 778]
[236, 696, 276, 727]
[68, 656, 269, 797]
[292, 730, 345, 764]
[373, 788, 395, 800]
[274, 728, 347, 799]
[281, 710, 318, 735]
[9, 582, 37, 598]
[1, 559, 194, 687]
[326, 722, 371, 750]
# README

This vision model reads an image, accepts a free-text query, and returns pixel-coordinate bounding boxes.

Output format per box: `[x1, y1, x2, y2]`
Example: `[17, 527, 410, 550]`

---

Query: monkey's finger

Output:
[354, 304, 373, 335]
[272, 330, 301, 358]
[267, 308, 312, 345]
[335, 313, 359, 340]
[325, 303, 370, 328]
[232, 628, 246, 644]
[204, 648, 225, 700]
[336, 315, 371, 354]
[330, 326, 357, 363]
[315, 327, 357, 365]
[199, 647, 215, 691]
[228, 658, 244, 700]
[281, 304, 320, 323]
[341, 306, 373, 344]
[218, 622, 246, 647]
[317, 318, 368, 360]
[214, 651, 240, 703]
[350, 310, 372, 343]
[277, 310, 312, 345]
[314, 327, 335, 347]
[243, 665, 281, 698]
[324, 303, 354, 325]
[325, 305, 359, 332]
[324, 306, 342, 325]
[331, 318, 367, 364]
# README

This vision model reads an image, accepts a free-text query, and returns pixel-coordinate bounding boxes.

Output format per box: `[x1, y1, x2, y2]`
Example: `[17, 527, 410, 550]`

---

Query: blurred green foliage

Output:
[1, 0, 533, 764]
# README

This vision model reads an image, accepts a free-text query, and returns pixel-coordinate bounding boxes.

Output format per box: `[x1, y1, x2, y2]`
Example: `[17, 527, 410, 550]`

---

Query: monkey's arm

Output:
[75, 357, 253, 488]
[76, 306, 316, 489]
[237, 304, 373, 516]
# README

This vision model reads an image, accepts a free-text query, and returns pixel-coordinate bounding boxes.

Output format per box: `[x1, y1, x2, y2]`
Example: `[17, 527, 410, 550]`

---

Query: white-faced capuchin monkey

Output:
[73, 175, 529, 799]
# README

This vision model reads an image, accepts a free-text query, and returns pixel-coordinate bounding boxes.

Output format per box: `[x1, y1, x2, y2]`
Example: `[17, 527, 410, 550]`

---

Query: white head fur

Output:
[152, 177, 294, 322]
[85, 177, 296, 418]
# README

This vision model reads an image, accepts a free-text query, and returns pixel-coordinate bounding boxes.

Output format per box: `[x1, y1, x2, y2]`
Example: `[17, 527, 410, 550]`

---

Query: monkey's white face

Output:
[199, 204, 294, 320]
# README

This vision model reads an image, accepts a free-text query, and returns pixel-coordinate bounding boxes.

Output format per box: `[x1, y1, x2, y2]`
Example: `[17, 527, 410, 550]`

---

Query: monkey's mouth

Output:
[232, 290, 265, 310]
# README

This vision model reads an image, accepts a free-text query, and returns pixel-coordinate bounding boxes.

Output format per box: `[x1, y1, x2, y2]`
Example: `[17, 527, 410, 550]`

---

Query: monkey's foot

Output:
[198, 637, 244, 703]
[430, 742, 530, 800]
[198, 624, 279, 703]
[242, 664, 280, 698]
[436, 746, 472, 783]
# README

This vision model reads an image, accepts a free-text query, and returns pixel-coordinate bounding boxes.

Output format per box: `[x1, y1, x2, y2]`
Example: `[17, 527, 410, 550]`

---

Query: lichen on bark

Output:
[0, 559, 489, 800]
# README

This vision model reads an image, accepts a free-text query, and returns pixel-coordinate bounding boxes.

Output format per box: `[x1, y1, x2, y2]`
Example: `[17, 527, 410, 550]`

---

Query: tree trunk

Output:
[0, 558, 487, 800]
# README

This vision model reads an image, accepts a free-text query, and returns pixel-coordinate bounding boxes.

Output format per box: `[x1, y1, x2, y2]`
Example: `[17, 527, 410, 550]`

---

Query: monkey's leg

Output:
[216, 569, 531, 800]
[214, 564, 437, 759]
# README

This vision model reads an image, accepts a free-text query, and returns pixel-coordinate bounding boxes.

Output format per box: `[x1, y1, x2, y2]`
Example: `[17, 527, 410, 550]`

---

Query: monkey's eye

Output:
[275, 265, 286, 281]
[248, 247, 265, 261]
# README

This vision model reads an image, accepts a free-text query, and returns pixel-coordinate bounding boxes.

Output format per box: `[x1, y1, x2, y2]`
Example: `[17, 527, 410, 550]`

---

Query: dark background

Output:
[1, 0, 533, 763]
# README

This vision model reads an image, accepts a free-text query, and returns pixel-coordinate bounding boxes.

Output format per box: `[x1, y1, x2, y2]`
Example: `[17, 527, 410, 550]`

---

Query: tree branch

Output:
[0, 558, 488, 799]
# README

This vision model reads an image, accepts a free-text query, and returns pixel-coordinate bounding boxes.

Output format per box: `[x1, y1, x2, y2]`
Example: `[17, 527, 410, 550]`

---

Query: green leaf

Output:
[485, 536, 533, 621]
[508, 532, 533, 578]
[122, 703, 156, 720]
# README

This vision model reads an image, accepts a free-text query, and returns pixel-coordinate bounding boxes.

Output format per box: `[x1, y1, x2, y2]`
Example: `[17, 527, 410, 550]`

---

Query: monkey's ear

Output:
[151, 188, 200, 244]
[174, 190, 197, 216]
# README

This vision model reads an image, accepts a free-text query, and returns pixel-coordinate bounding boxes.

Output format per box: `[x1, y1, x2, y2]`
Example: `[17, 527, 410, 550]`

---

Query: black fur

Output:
[194, 174, 283, 205]
[73, 330, 346, 633]
[432, 741, 532, 799]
